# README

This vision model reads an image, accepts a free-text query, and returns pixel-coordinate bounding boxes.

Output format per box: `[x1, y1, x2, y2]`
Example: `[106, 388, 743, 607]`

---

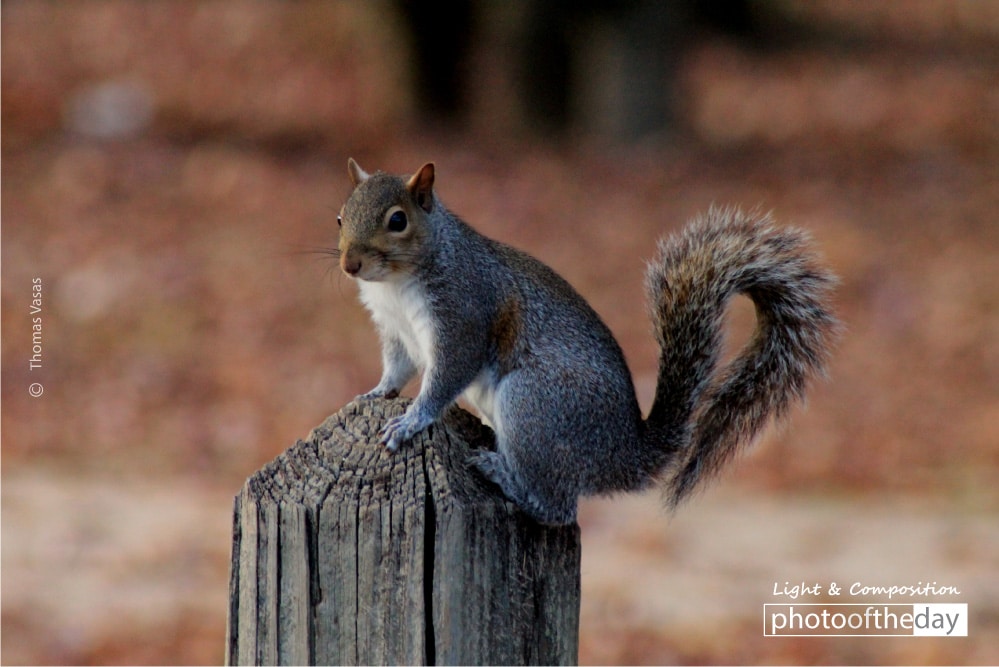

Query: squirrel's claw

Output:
[356, 387, 400, 402]
[380, 409, 433, 453]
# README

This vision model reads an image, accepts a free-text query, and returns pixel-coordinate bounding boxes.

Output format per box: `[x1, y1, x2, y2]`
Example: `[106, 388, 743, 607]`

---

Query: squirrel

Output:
[335, 158, 838, 526]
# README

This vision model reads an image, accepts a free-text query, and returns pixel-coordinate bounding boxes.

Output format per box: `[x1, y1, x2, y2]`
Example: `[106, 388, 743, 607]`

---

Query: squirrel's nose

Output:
[341, 255, 362, 276]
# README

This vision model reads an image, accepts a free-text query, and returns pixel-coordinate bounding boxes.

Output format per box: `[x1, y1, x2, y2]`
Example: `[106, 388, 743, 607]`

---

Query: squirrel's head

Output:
[337, 158, 436, 281]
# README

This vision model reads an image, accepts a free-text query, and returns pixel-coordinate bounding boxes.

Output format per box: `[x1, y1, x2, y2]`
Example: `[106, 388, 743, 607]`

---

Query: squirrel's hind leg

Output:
[470, 449, 577, 526]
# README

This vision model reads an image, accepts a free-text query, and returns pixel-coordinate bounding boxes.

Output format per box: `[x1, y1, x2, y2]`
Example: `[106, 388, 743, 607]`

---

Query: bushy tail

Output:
[643, 207, 839, 507]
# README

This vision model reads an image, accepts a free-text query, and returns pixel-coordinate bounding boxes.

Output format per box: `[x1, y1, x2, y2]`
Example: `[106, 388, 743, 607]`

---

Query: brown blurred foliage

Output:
[2, 1, 997, 664]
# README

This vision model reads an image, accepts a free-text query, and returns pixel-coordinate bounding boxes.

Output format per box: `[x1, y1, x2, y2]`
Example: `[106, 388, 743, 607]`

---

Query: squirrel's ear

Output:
[347, 158, 369, 187]
[406, 162, 435, 213]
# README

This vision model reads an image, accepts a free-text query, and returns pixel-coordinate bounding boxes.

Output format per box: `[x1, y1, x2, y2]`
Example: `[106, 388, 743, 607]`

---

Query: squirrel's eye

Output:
[336, 215, 342, 228]
[387, 210, 408, 232]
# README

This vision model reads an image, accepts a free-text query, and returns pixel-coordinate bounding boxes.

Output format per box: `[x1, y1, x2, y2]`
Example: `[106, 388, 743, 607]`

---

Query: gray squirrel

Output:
[336, 159, 838, 525]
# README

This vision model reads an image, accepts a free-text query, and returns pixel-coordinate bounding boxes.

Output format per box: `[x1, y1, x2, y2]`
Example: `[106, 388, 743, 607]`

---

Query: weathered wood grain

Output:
[226, 398, 580, 665]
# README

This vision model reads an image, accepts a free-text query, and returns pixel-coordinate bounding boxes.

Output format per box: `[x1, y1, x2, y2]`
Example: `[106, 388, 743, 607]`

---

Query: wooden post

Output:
[225, 399, 581, 665]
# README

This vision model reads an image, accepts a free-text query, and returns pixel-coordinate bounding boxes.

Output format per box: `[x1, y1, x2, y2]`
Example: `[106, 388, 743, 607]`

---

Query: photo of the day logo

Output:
[764, 604, 968, 637]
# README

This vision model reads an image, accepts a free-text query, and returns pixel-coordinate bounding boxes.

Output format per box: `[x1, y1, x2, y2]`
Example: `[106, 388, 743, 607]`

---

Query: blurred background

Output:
[2, 1, 997, 664]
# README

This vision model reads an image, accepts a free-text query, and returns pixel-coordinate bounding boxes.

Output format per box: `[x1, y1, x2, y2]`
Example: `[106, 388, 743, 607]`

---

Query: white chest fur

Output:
[358, 278, 436, 369]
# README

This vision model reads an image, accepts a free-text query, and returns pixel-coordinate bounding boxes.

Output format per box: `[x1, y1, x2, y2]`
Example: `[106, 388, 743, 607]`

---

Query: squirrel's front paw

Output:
[355, 387, 400, 402]
[380, 409, 433, 452]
